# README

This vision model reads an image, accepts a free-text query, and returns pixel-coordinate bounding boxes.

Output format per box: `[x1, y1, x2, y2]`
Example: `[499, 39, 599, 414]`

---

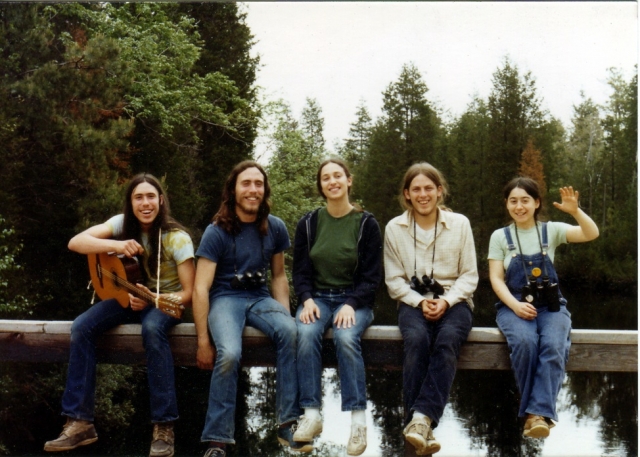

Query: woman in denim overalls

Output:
[488, 177, 599, 438]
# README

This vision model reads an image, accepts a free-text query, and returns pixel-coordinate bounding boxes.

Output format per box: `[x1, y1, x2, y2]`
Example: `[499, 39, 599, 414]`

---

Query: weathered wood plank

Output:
[3, 321, 636, 344]
[0, 320, 636, 372]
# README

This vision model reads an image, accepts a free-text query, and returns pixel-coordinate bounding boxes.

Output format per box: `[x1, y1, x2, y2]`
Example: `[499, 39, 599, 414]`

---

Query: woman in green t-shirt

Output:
[291, 158, 382, 455]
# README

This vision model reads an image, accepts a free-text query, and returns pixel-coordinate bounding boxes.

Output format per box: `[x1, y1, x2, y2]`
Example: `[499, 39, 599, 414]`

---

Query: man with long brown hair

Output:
[384, 162, 478, 456]
[192, 161, 308, 457]
[45, 173, 195, 457]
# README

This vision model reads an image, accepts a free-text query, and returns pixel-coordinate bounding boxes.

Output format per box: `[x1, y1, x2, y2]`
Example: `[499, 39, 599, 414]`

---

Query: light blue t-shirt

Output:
[488, 221, 570, 270]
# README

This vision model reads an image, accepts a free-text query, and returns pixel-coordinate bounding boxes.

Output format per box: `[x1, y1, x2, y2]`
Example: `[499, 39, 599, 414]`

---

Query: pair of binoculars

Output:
[410, 275, 445, 297]
[521, 277, 560, 312]
[231, 269, 267, 290]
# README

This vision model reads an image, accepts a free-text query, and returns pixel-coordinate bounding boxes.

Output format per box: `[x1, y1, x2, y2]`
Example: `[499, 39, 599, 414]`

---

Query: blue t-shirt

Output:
[196, 214, 290, 300]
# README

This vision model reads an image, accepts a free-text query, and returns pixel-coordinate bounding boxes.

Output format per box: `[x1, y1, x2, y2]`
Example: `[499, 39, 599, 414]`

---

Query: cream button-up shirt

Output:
[384, 209, 478, 309]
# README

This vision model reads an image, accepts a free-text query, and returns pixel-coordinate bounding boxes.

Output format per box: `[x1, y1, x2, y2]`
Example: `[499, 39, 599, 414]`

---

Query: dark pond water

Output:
[1, 282, 636, 456]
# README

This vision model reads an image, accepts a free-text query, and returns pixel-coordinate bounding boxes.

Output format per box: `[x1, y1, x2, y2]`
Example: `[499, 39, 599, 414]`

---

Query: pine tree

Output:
[358, 63, 444, 228]
[339, 102, 372, 171]
[447, 97, 491, 259]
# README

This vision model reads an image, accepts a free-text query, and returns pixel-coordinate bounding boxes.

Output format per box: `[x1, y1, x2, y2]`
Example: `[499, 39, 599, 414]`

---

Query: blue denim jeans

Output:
[296, 290, 374, 411]
[398, 302, 473, 428]
[62, 298, 180, 423]
[497, 304, 571, 421]
[201, 294, 300, 444]
[497, 249, 571, 421]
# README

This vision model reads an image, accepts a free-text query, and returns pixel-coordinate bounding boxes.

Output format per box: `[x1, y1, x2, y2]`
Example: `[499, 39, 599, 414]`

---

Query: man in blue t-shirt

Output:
[193, 161, 309, 457]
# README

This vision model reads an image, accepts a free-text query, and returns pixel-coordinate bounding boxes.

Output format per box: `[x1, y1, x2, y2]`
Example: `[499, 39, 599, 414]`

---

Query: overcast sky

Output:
[244, 2, 637, 155]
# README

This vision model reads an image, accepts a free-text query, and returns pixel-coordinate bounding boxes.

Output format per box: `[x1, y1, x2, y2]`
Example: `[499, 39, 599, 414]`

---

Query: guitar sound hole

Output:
[110, 269, 124, 290]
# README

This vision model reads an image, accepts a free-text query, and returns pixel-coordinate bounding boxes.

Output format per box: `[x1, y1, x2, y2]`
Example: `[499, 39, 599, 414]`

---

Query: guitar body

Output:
[88, 253, 143, 308]
[87, 252, 184, 318]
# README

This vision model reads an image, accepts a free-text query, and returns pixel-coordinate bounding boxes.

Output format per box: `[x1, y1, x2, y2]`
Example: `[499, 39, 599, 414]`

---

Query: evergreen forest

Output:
[0, 4, 636, 456]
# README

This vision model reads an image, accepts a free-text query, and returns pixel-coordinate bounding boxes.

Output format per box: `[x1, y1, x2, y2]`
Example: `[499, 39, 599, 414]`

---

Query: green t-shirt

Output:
[310, 208, 362, 290]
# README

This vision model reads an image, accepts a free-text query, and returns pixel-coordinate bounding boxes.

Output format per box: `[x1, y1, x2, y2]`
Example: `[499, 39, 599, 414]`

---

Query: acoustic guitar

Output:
[87, 252, 184, 319]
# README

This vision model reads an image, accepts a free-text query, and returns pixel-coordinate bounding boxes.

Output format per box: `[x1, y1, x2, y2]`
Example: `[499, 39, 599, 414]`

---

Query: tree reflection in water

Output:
[0, 287, 635, 455]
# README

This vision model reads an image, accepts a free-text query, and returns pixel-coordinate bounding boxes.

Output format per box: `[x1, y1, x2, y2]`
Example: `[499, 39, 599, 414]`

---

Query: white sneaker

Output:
[292, 416, 323, 442]
[347, 424, 367, 456]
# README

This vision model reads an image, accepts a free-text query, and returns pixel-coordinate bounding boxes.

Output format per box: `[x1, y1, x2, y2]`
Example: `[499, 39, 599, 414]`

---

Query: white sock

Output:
[412, 411, 431, 426]
[351, 410, 366, 426]
[304, 407, 321, 421]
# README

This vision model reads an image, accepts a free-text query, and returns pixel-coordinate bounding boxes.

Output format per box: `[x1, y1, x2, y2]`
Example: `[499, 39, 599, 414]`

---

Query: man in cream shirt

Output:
[384, 163, 478, 456]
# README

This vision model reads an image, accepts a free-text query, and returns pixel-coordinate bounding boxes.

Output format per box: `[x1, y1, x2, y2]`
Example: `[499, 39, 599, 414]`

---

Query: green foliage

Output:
[338, 101, 373, 180]
[173, 2, 260, 230]
[264, 100, 324, 308]
[447, 97, 492, 259]
[446, 59, 569, 270]
[0, 217, 34, 317]
[0, 3, 260, 449]
[358, 63, 446, 229]
[0, 363, 140, 454]
[266, 99, 324, 237]
[567, 94, 606, 217]
[0, 2, 260, 319]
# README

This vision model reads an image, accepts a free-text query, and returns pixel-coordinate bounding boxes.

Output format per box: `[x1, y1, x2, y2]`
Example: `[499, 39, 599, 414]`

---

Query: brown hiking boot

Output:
[44, 418, 98, 452]
[149, 422, 175, 457]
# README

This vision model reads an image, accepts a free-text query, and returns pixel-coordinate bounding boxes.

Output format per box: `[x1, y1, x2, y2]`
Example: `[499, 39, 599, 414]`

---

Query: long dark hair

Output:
[121, 173, 188, 274]
[503, 176, 544, 221]
[213, 160, 271, 236]
[399, 162, 449, 212]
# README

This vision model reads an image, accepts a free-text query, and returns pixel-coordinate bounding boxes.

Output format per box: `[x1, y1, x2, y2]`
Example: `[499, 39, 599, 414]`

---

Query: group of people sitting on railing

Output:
[43, 158, 599, 457]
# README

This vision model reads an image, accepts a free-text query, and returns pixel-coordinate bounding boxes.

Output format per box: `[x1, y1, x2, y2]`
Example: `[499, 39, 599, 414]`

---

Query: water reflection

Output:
[1, 285, 636, 456]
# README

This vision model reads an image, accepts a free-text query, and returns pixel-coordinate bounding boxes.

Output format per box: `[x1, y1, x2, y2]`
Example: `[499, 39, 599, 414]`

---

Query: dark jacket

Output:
[292, 208, 383, 310]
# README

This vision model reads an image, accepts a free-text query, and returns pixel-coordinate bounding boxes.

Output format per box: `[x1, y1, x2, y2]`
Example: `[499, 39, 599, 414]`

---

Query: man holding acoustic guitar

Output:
[44, 173, 195, 457]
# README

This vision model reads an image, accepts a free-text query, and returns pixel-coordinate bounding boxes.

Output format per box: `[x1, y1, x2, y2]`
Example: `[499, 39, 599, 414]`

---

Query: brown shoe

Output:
[523, 414, 550, 438]
[149, 422, 175, 457]
[44, 418, 98, 452]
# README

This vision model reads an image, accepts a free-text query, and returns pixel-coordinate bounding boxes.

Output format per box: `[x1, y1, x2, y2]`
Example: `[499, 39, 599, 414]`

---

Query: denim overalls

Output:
[496, 222, 572, 421]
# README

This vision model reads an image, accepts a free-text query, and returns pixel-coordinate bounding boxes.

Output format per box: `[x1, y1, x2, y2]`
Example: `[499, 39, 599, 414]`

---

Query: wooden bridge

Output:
[0, 320, 636, 372]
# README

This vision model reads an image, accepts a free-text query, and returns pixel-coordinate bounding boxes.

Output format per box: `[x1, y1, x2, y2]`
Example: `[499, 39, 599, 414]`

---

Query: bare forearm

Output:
[572, 209, 599, 242]
[271, 276, 290, 311]
[69, 233, 120, 254]
[192, 287, 211, 346]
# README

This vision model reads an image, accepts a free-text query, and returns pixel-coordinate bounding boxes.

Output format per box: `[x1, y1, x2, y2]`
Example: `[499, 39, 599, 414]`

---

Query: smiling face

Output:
[234, 166, 265, 222]
[404, 173, 442, 219]
[131, 182, 162, 231]
[319, 162, 352, 201]
[507, 186, 540, 228]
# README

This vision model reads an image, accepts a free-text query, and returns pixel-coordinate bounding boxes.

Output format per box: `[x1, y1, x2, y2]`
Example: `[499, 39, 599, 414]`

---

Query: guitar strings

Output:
[96, 266, 180, 310]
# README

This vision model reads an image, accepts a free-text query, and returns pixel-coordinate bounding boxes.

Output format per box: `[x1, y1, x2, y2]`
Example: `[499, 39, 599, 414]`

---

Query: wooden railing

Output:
[0, 320, 636, 372]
